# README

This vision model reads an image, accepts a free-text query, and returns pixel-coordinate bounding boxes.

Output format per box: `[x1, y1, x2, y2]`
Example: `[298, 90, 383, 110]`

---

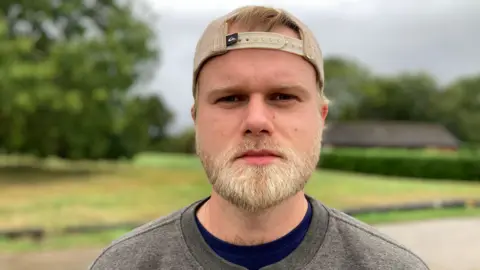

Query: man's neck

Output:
[196, 191, 309, 246]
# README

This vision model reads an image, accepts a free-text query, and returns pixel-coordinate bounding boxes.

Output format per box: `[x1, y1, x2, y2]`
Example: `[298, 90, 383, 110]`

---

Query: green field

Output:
[1, 152, 480, 252]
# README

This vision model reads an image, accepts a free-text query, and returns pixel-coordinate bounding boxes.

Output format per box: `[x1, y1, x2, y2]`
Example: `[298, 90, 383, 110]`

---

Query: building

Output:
[322, 121, 460, 150]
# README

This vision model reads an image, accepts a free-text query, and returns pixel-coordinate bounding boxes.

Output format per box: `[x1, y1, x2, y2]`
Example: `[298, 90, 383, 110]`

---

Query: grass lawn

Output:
[1, 152, 480, 232]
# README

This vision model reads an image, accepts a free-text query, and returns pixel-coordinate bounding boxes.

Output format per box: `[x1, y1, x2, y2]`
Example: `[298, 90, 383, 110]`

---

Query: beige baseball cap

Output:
[192, 6, 324, 97]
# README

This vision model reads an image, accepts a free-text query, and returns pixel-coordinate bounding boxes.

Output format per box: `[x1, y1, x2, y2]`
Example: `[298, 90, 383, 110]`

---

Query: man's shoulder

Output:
[319, 203, 430, 269]
[88, 203, 198, 270]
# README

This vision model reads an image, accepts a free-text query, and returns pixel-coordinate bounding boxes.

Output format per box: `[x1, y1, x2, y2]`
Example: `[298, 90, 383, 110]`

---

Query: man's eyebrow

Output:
[207, 83, 310, 97]
[206, 85, 244, 99]
[270, 83, 310, 93]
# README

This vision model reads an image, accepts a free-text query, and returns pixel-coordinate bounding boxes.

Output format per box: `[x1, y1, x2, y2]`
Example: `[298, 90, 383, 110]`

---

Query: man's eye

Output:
[272, 94, 295, 100]
[217, 96, 240, 102]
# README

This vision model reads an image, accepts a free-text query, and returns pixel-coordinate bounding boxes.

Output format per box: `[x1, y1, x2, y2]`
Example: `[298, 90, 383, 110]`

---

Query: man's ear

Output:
[320, 104, 328, 120]
[191, 105, 196, 122]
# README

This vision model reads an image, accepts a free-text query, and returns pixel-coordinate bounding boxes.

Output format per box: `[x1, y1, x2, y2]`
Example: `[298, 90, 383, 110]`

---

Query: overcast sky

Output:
[140, 0, 480, 134]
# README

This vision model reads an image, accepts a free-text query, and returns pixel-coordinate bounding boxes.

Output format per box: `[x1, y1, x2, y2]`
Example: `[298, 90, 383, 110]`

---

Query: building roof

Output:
[322, 121, 460, 148]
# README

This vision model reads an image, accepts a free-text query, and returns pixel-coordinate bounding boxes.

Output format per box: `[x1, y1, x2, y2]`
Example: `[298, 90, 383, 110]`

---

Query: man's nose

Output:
[242, 96, 274, 136]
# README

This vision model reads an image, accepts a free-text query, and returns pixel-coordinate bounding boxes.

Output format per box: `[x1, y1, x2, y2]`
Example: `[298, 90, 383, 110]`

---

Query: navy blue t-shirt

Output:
[195, 200, 313, 270]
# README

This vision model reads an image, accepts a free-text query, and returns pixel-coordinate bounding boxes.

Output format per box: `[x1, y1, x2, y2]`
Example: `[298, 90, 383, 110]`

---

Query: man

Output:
[89, 5, 429, 270]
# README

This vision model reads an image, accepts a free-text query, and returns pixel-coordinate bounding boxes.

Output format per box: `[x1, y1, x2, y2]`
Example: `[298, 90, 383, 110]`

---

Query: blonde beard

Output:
[195, 130, 322, 213]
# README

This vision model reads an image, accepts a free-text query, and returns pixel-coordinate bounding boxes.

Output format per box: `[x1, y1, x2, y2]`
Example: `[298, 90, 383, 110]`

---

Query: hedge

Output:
[317, 149, 480, 181]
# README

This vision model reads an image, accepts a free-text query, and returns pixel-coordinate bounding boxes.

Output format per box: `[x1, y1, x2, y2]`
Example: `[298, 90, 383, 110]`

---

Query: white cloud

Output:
[149, 0, 364, 12]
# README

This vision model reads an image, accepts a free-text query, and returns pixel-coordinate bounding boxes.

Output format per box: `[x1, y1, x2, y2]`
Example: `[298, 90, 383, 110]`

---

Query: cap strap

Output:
[225, 32, 304, 57]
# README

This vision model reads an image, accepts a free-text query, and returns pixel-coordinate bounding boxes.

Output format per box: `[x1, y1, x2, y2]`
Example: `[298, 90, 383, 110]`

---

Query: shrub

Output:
[318, 148, 480, 181]
[148, 128, 196, 154]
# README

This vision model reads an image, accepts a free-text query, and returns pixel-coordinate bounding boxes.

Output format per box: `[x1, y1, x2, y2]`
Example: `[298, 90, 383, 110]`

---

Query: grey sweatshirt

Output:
[89, 196, 430, 270]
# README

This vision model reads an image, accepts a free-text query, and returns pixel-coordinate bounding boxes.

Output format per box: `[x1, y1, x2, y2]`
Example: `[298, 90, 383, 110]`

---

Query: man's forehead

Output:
[199, 64, 306, 88]
[196, 54, 316, 100]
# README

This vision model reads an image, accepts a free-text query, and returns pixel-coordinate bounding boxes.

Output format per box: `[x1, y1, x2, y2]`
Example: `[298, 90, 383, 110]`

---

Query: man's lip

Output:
[237, 150, 282, 158]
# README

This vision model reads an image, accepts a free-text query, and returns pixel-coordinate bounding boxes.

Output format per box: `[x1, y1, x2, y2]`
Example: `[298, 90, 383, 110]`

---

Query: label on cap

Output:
[226, 33, 239, 46]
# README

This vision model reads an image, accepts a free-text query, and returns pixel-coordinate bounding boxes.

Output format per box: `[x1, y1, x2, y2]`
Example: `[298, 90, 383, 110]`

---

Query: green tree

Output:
[323, 56, 377, 120]
[437, 75, 480, 143]
[323, 56, 441, 123]
[149, 127, 196, 154]
[0, 1, 173, 159]
[117, 94, 174, 158]
[361, 72, 441, 121]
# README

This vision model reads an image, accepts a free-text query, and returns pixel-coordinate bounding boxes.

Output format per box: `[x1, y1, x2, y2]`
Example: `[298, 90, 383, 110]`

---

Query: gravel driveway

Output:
[1, 217, 479, 270]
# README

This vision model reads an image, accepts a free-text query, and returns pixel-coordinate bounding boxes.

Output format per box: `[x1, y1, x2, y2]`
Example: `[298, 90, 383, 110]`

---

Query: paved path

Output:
[376, 217, 480, 270]
[1, 217, 479, 270]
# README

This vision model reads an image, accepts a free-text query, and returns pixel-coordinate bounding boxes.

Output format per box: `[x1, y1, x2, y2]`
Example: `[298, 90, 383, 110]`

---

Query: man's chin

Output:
[213, 181, 300, 213]
[224, 194, 289, 213]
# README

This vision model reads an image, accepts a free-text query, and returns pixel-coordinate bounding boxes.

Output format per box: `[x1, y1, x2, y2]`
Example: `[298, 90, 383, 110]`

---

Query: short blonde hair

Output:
[226, 6, 301, 33]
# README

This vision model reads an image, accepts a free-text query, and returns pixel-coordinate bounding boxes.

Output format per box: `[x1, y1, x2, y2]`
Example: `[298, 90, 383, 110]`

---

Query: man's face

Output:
[193, 25, 328, 212]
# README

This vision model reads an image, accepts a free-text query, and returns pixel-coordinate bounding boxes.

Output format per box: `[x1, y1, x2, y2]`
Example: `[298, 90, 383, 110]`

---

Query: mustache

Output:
[228, 139, 287, 160]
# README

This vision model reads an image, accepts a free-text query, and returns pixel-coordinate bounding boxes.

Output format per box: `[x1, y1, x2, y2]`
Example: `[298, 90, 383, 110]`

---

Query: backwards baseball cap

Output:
[192, 5, 324, 98]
